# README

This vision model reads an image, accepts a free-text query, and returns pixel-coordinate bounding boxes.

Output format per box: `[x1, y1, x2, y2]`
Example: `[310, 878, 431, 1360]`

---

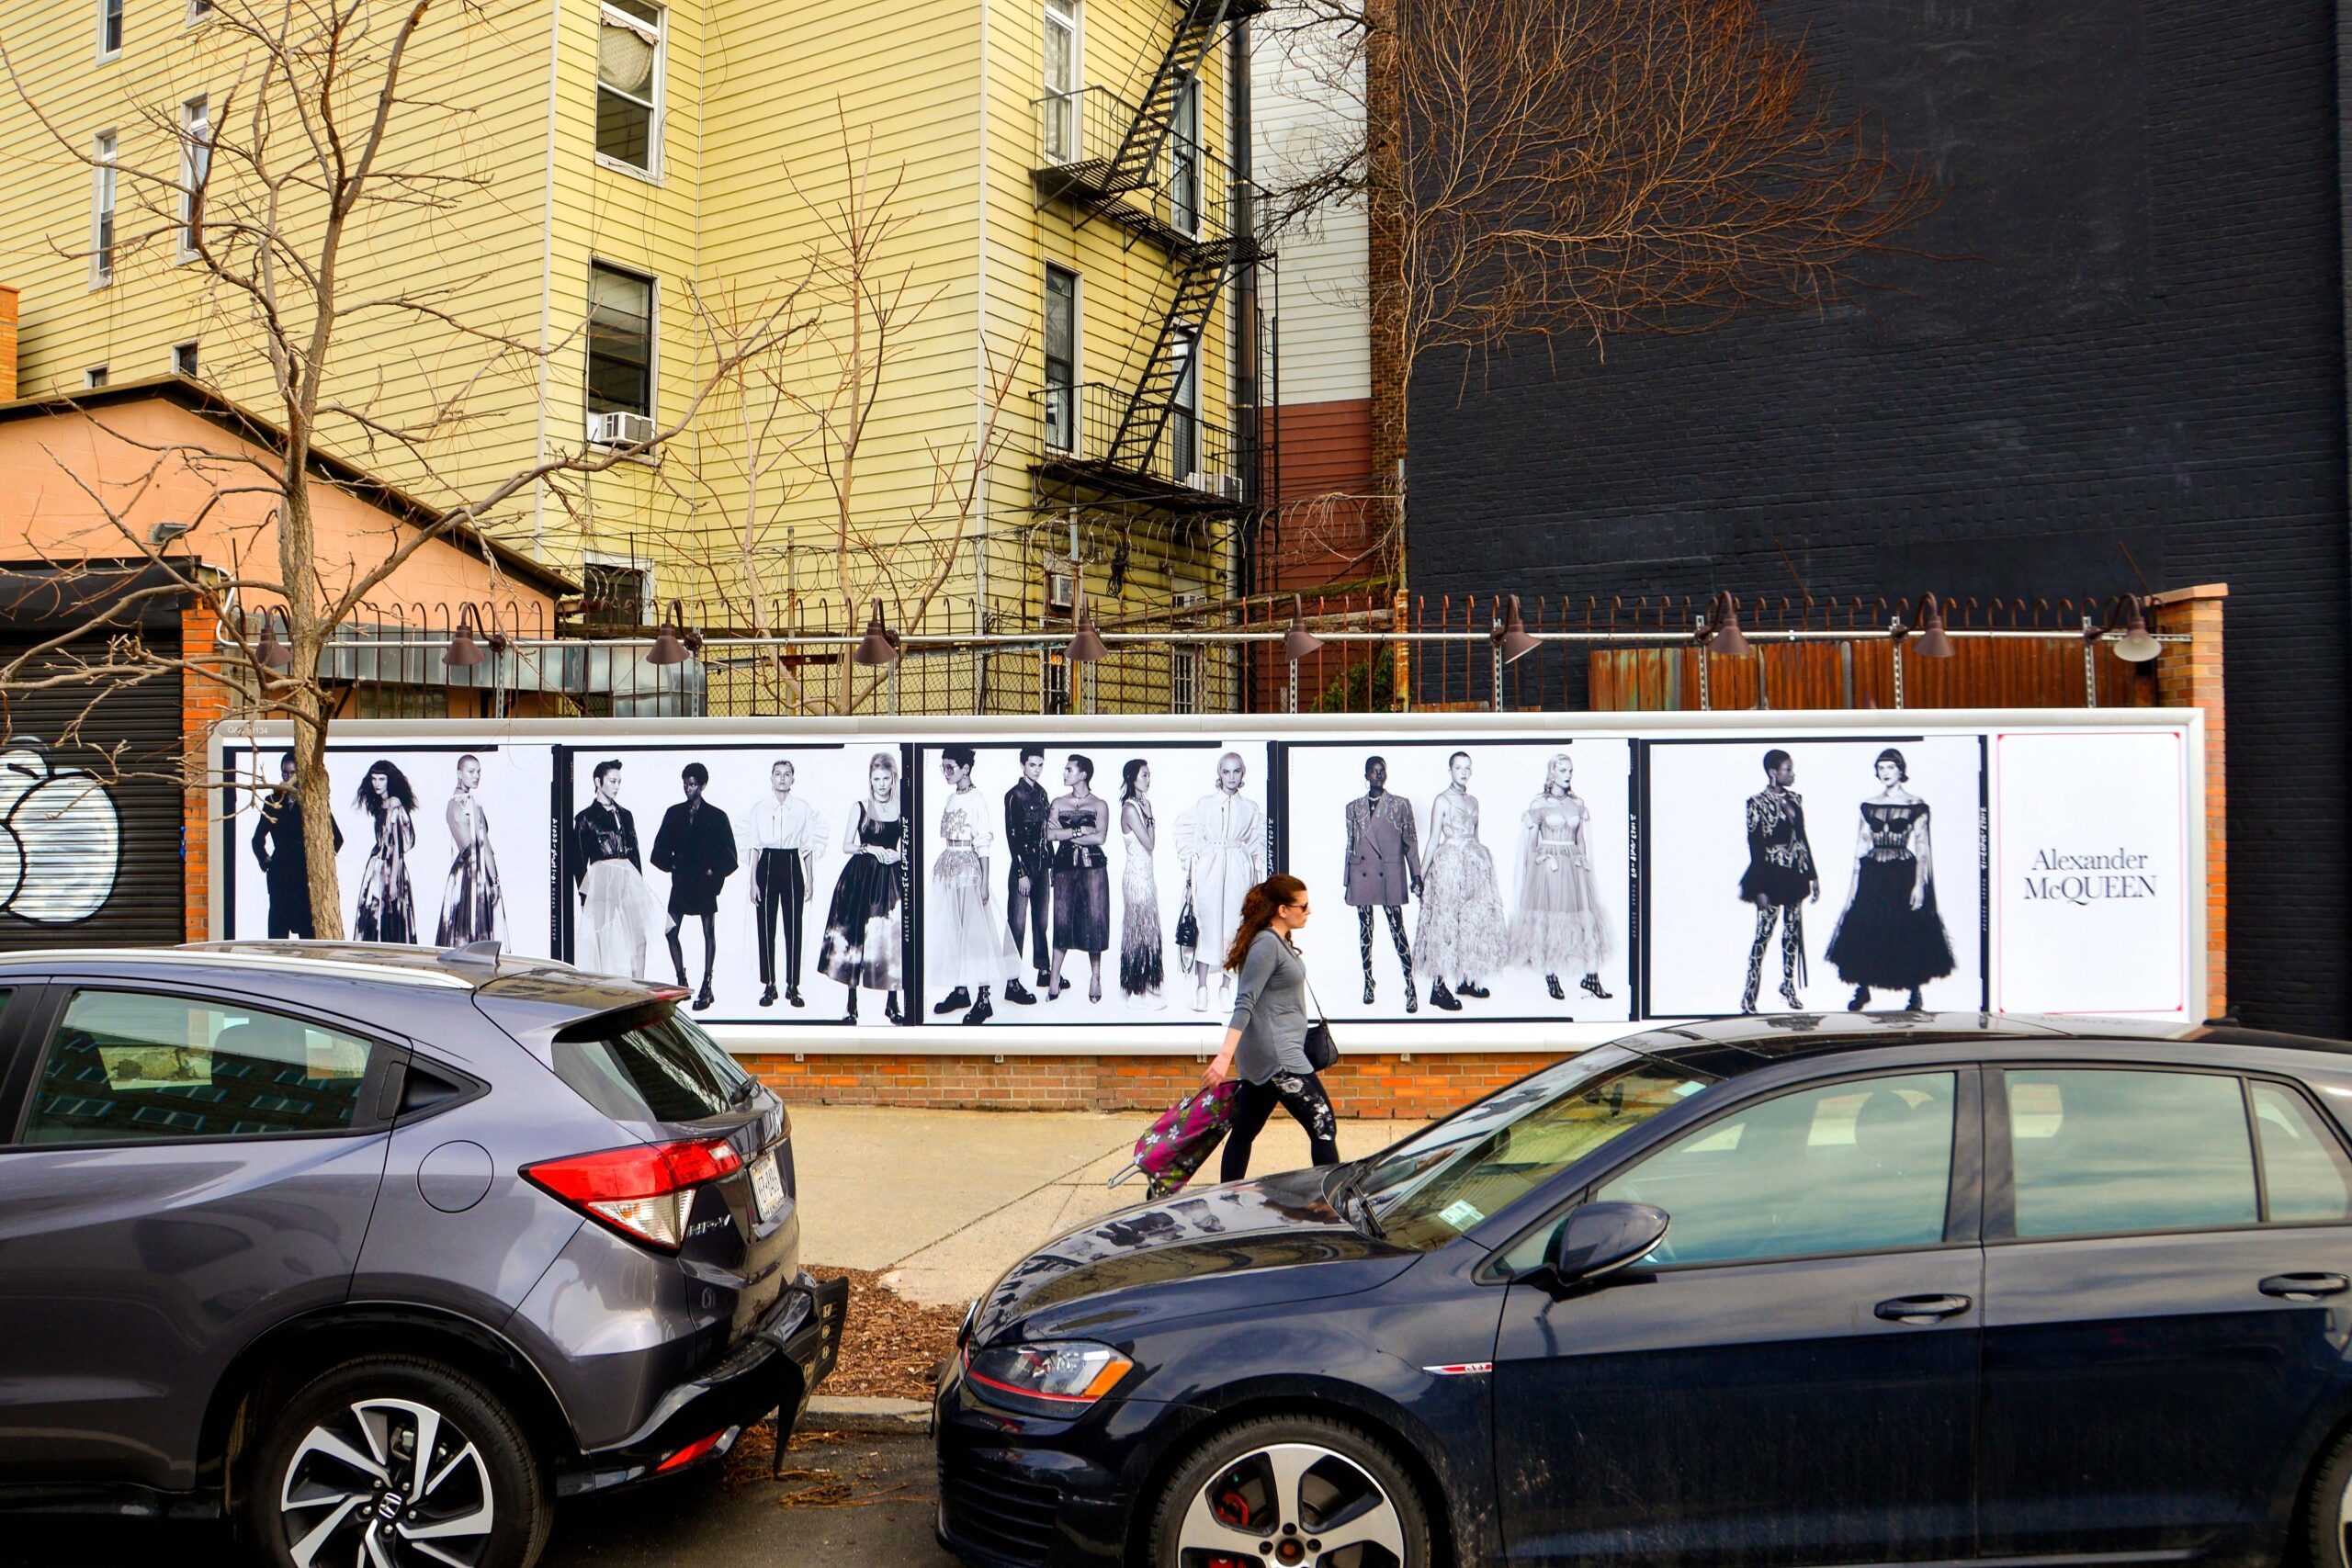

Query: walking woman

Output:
[1508, 752, 1611, 1003]
[353, 760, 418, 943]
[1204, 874, 1340, 1182]
[1823, 748, 1954, 1011]
[817, 751, 908, 1024]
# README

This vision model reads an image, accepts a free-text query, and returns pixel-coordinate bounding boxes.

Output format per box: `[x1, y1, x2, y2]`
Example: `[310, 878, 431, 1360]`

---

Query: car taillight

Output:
[523, 1137, 743, 1250]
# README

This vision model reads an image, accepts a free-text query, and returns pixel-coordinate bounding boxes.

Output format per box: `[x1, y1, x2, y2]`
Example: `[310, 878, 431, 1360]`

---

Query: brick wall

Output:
[181, 599, 226, 940]
[741, 1050, 1547, 1121]
[2153, 584, 2229, 1018]
[1404, 0, 2347, 1033]
[0, 283, 17, 402]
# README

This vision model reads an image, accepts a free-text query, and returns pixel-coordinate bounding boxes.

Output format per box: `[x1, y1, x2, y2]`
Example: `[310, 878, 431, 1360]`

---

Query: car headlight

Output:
[965, 1340, 1134, 1416]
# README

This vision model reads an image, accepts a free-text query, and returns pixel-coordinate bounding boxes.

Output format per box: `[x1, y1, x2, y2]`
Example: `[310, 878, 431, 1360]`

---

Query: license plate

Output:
[749, 1151, 785, 1221]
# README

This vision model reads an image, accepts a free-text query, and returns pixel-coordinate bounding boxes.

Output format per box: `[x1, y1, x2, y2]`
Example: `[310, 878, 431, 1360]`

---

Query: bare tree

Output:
[1255, 0, 1939, 572]
[2, 0, 799, 937]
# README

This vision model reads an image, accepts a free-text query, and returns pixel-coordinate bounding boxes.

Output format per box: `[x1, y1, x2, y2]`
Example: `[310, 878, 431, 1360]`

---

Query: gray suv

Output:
[0, 942, 844, 1568]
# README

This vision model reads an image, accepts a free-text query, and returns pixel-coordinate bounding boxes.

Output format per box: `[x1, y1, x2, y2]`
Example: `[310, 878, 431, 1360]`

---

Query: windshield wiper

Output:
[1332, 1168, 1385, 1238]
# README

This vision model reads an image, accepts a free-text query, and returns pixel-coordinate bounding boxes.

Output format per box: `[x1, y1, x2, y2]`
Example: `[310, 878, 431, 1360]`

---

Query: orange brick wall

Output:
[2151, 582, 2227, 1018]
[182, 599, 227, 940]
[740, 1051, 1552, 1121]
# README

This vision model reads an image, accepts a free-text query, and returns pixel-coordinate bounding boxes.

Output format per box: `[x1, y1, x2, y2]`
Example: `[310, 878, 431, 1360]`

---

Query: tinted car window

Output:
[2252, 1082, 2352, 1224]
[1596, 1072, 1956, 1267]
[22, 989, 373, 1144]
[2007, 1069, 2256, 1237]
[551, 1006, 753, 1123]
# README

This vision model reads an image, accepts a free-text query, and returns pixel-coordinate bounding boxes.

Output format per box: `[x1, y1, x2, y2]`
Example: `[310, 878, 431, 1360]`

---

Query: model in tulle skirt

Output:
[928, 747, 1011, 1025]
[1508, 752, 1612, 1004]
[1413, 751, 1509, 1011]
[817, 752, 908, 1024]
[1824, 748, 1955, 1011]
[1118, 761, 1165, 1008]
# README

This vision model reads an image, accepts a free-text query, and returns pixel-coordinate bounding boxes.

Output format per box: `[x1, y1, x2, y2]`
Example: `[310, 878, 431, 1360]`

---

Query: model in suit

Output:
[1001, 745, 1049, 1002]
[1342, 755, 1420, 1011]
[650, 761, 738, 1010]
[740, 759, 825, 1008]
[250, 751, 342, 938]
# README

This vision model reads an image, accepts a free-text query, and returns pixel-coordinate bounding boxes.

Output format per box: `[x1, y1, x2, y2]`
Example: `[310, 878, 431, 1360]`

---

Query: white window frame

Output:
[1170, 73, 1203, 238]
[90, 131, 118, 288]
[585, 258, 660, 452]
[185, 0, 213, 24]
[96, 0, 122, 61]
[85, 367, 109, 389]
[172, 341, 198, 378]
[178, 95, 210, 261]
[1043, 0, 1081, 164]
[594, 0, 666, 182]
[1043, 263, 1080, 455]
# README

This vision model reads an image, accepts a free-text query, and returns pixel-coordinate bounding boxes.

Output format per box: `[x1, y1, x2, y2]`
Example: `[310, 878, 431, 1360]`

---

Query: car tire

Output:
[1146, 1413, 1433, 1568]
[244, 1353, 551, 1568]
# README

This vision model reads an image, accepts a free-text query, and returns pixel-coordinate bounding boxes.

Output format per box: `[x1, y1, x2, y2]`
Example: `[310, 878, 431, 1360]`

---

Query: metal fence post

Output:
[1892, 621, 1905, 710]
[1287, 657, 1299, 714]
[2083, 617, 2098, 707]
[1489, 639, 1504, 713]
[1695, 617, 1711, 711]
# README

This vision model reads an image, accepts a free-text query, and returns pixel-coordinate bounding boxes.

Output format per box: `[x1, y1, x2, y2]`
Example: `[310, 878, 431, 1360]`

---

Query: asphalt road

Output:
[0, 1431, 958, 1568]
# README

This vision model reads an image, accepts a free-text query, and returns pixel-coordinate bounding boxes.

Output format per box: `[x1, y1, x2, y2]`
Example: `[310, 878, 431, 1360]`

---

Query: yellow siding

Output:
[1, 0, 1250, 706]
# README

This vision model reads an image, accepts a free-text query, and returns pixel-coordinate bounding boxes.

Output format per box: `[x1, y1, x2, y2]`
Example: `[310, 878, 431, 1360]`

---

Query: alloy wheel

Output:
[1176, 1441, 1406, 1568]
[277, 1396, 498, 1568]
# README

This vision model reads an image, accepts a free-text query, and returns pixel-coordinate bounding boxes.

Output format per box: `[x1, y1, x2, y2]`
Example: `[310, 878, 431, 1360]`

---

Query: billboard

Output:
[215, 713, 2205, 1050]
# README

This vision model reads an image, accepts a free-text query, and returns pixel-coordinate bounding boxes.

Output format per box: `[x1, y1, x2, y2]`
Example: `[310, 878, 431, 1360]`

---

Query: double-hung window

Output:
[91, 132, 118, 286]
[1043, 0, 1079, 163]
[97, 0, 122, 58]
[179, 96, 210, 258]
[586, 263, 656, 420]
[596, 0, 664, 175]
[1169, 326, 1200, 479]
[1044, 265, 1078, 454]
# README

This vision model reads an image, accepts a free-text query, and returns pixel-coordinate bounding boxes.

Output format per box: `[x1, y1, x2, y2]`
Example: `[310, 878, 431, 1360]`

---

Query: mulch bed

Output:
[807, 1264, 967, 1403]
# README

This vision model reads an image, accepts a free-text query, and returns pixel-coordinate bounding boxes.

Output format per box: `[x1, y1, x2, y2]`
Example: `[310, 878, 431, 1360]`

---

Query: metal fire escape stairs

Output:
[1038, 0, 1270, 505]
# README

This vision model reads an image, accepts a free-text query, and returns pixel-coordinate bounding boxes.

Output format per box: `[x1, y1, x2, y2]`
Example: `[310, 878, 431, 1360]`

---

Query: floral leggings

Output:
[1221, 1069, 1340, 1182]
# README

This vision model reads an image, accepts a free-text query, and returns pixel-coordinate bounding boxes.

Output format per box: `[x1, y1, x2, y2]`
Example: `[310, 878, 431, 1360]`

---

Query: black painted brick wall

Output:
[1407, 0, 2351, 1034]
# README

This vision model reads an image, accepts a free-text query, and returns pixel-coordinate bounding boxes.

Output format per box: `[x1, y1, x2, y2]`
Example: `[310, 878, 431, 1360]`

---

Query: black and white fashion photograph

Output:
[1643, 735, 1985, 1018]
[1282, 739, 1635, 1024]
[910, 739, 1272, 1024]
[564, 744, 899, 1024]
[570, 757, 654, 980]
[816, 750, 910, 1024]
[225, 744, 554, 959]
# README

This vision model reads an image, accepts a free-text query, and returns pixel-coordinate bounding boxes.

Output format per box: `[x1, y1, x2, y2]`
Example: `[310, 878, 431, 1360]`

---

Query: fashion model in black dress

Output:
[1824, 748, 1955, 1010]
[817, 751, 907, 1023]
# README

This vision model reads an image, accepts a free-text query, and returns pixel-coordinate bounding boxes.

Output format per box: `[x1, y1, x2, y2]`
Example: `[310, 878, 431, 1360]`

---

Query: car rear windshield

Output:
[550, 1004, 755, 1123]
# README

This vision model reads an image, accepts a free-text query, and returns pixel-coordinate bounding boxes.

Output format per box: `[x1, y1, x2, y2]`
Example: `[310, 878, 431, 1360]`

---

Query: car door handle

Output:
[2260, 1273, 2351, 1302]
[1874, 1294, 1973, 1323]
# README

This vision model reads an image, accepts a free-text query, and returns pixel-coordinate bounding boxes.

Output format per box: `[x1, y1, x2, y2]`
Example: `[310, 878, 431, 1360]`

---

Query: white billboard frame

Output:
[209, 707, 2207, 1055]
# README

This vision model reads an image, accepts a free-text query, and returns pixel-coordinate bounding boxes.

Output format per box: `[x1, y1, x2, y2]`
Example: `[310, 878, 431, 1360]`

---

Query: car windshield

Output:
[1352, 1045, 1719, 1249]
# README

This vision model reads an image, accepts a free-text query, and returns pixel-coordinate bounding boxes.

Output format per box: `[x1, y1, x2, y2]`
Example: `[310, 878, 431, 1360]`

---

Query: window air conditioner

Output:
[587, 411, 658, 448]
[1046, 571, 1075, 612]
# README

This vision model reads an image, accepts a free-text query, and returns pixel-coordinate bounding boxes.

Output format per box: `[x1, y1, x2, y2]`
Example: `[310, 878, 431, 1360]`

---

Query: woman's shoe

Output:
[1545, 974, 1566, 1001]
[1090, 977, 1102, 1003]
[1363, 976, 1376, 1006]
[1905, 987, 1924, 1011]
[1846, 985, 1871, 1012]
[1192, 981, 1208, 1012]
[1404, 987, 1419, 1014]
[1581, 974, 1613, 999]
[932, 987, 970, 1016]
[759, 985, 777, 1008]
[963, 997, 994, 1025]
[1781, 983, 1804, 1010]
[1457, 979, 1490, 999]
[885, 992, 904, 1025]
[1430, 979, 1463, 1012]
[1004, 978, 1037, 1005]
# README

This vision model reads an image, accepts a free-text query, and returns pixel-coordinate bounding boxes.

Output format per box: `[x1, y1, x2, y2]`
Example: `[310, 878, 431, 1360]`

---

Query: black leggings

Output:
[1221, 1069, 1340, 1182]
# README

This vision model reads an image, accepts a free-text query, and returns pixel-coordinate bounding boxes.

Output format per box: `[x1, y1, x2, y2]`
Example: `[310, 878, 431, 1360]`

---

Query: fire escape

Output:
[1032, 0, 1271, 516]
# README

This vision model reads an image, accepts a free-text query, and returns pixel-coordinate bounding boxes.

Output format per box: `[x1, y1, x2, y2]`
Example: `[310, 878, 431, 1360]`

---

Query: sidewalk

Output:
[791, 1104, 1430, 1306]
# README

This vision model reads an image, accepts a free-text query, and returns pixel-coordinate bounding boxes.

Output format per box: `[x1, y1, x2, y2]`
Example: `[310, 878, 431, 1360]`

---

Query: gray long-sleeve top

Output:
[1227, 928, 1313, 1081]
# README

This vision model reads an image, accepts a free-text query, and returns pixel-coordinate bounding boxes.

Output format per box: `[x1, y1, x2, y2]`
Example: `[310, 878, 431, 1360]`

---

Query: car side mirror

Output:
[1544, 1201, 1669, 1285]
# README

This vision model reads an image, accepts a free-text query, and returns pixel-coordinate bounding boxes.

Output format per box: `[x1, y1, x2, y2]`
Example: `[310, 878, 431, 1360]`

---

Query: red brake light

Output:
[524, 1137, 743, 1249]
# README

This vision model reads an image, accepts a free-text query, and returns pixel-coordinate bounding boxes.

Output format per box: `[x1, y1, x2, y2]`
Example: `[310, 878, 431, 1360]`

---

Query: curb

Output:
[804, 1395, 930, 1436]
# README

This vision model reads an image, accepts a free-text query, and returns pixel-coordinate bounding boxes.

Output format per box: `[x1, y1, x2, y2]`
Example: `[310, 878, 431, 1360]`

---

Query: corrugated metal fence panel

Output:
[1589, 640, 2156, 712]
[0, 638, 184, 947]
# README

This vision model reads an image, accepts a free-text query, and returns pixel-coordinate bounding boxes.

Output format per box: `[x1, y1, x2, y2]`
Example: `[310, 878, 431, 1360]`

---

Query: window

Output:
[172, 341, 198, 378]
[582, 560, 651, 628]
[91, 132, 117, 286]
[596, 0, 663, 174]
[586, 263, 654, 418]
[1594, 1072, 1958, 1267]
[353, 682, 447, 719]
[23, 990, 376, 1145]
[1044, 265, 1078, 453]
[551, 1006, 752, 1123]
[1170, 647, 1200, 713]
[1169, 326, 1199, 478]
[2006, 1069, 2257, 1238]
[2253, 1083, 2352, 1224]
[1043, 649, 1070, 714]
[1043, 0, 1078, 162]
[187, 0, 212, 18]
[85, 366, 108, 389]
[1170, 73, 1201, 235]
[98, 0, 122, 57]
[179, 95, 210, 256]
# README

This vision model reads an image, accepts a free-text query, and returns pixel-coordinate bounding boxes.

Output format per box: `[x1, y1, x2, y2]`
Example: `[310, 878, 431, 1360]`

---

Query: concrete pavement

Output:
[790, 1103, 1430, 1305]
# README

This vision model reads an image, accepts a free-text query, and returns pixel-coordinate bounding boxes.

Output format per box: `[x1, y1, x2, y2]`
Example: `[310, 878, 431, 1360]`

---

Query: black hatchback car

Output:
[0, 942, 844, 1568]
[938, 1013, 2352, 1568]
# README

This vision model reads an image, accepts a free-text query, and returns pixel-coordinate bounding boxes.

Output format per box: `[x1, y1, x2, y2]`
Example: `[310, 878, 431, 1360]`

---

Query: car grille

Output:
[940, 1455, 1061, 1565]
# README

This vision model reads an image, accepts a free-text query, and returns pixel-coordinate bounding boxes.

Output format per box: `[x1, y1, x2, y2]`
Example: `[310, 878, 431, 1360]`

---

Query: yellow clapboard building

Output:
[0, 0, 1269, 713]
